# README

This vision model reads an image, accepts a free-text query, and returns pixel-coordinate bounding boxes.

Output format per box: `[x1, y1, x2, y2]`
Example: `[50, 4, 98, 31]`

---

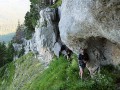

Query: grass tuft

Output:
[51, 0, 62, 8]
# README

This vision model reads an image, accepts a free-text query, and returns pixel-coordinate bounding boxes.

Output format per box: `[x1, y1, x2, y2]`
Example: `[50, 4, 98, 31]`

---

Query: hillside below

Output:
[0, 53, 120, 90]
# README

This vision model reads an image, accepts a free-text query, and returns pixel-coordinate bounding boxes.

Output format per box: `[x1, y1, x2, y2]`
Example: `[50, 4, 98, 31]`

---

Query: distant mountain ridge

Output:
[0, 33, 15, 43]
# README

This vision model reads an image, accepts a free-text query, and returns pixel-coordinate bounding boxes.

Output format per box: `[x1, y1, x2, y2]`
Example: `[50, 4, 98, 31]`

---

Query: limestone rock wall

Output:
[13, 0, 120, 71]
[13, 7, 63, 65]
[59, 0, 120, 70]
[34, 8, 58, 64]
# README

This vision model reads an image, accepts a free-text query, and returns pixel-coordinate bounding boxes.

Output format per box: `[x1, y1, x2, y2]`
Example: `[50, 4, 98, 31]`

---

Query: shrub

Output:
[51, 0, 62, 8]
[0, 62, 15, 90]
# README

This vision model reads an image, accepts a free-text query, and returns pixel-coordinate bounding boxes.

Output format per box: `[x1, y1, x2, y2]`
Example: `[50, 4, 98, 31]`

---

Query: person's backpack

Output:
[83, 53, 89, 61]
[78, 54, 86, 68]
[78, 54, 84, 61]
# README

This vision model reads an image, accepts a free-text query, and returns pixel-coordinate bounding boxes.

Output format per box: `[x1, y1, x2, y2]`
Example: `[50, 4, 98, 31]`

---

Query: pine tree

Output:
[6, 42, 15, 62]
[0, 42, 7, 67]
[13, 21, 25, 43]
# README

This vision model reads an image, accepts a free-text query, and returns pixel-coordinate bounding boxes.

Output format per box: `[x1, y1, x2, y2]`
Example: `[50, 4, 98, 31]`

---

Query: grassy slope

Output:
[0, 62, 15, 90]
[0, 53, 120, 90]
[22, 55, 120, 90]
[0, 53, 44, 90]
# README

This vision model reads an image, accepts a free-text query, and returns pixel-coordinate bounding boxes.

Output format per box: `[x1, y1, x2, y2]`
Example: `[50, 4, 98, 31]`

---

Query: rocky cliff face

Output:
[59, 0, 120, 72]
[33, 8, 59, 64]
[13, 0, 120, 73]
[13, 7, 62, 65]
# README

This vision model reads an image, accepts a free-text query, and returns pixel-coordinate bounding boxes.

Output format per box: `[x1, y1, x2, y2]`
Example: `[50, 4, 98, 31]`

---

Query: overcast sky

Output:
[0, 0, 30, 35]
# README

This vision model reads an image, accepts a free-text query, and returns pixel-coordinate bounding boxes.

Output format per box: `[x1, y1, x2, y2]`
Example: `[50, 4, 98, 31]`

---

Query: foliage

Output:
[24, 0, 61, 40]
[23, 55, 117, 90]
[0, 42, 7, 67]
[0, 41, 15, 68]
[24, 26, 34, 40]
[14, 46, 25, 59]
[0, 53, 44, 90]
[0, 62, 15, 90]
[30, 0, 39, 4]
[24, 1, 39, 40]
[6, 42, 15, 62]
[51, 0, 62, 8]
[18, 46, 25, 58]
[12, 22, 25, 44]
[24, 56, 68, 90]
[0, 53, 119, 90]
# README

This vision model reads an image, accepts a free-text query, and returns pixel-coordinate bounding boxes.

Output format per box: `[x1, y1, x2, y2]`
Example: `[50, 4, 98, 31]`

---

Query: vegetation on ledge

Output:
[0, 41, 15, 68]
[0, 53, 120, 90]
[51, 0, 62, 8]
[0, 53, 44, 90]
[20, 55, 120, 90]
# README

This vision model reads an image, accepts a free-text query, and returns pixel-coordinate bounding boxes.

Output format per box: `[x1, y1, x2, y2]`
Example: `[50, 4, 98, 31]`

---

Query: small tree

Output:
[18, 46, 25, 58]
[24, 0, 53, 40]
[13, 22, 25, 43]
[6, 42, 15, 62]
[0, 42, 7, 67]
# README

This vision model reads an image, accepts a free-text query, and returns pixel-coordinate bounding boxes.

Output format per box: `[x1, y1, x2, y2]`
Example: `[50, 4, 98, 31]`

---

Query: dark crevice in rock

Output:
[53, 8, 61, 43]
[55, 8, 61, 43]
[87, 37, 107, 61]
[86, 36, 120, 65]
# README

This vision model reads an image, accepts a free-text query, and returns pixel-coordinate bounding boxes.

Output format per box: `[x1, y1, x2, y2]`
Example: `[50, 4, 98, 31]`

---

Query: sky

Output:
[0, 0, 30, 35]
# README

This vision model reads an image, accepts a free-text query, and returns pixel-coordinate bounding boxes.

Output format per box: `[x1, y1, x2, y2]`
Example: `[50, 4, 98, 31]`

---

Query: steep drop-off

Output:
[0, 53, 44, 90]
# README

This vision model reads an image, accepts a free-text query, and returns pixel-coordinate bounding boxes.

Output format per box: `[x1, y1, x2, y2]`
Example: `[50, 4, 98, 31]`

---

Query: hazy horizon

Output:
[0, 0, 30, 35]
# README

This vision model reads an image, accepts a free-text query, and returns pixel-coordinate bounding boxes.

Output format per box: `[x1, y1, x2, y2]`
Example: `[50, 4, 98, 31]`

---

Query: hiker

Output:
[78, 49, 89, 79]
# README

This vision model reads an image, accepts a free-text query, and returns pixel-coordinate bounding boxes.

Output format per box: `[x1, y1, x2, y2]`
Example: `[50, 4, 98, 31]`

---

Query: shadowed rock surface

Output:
[59, 0, 120, 73]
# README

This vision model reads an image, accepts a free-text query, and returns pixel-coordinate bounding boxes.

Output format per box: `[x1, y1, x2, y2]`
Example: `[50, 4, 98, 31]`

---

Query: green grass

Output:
[23, 56, 68, 90]
[0, 62, 15, 90]
[0, 53, 120, 90]
[23, 54, 118, 90]
[0, 52, 44, 90]
[51, 0, 62, 8]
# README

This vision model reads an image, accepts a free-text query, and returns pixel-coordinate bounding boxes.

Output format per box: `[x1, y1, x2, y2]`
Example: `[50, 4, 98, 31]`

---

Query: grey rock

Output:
[13, 8, 61, 66]
[34, 8, 57, 64]
[58, 6, 61, 18]
[25, 7, 61, 65]
[53, 42, 62, 57]
[13, 43, 23, 51]
[59, 0, 120, 74]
